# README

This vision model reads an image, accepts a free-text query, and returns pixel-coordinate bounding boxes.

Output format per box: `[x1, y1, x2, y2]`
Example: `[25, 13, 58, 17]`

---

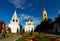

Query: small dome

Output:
[26, 17, 32, 21]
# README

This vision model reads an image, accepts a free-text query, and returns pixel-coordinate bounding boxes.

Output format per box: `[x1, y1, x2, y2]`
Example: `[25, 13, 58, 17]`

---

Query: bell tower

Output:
[42, 0, 48, 20]
[42, 8, 48, 20]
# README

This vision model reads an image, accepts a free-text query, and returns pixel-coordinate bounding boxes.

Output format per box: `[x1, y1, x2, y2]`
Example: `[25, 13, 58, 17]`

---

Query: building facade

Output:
[8, 11, 20, 33]
[24, 17, 34, 32]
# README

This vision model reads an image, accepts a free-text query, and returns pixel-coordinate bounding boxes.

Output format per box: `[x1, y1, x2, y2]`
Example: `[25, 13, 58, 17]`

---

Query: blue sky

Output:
[0, 0, 60, 28]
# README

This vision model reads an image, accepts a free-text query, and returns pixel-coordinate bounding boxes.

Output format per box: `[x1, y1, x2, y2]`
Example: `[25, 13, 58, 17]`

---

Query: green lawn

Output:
[0, 33, 12, 40]
[16, 33, 29, 41]
[37, 38, 51, 41]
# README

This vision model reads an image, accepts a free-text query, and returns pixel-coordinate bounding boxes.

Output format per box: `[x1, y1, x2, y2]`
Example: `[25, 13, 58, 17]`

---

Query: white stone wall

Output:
[9, 23, 20, 33]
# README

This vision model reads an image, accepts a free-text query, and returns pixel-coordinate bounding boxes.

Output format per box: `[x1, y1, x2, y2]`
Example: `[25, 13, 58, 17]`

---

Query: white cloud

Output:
[18, 14, 40, 27]
[18, 14, 30, 21]
[7, 0, 26, 8]
[7, 0, 32, 9]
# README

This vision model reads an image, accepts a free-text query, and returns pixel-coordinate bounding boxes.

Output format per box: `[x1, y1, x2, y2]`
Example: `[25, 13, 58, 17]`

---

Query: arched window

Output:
[44, 14, 46, 16]
[16, 20, 18, 22]
[13, 19, 15, 22]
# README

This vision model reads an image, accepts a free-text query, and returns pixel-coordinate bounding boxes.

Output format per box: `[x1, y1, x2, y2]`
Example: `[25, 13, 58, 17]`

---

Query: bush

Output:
[29, 31, 33, 35]
[6, 33, 12, 37]
[32, 32, 39, 36]
[0, 36, 4, 39]
[2, 33, 6, 37]
[0, 33, 12, 40]
[7, 27, 11, 33]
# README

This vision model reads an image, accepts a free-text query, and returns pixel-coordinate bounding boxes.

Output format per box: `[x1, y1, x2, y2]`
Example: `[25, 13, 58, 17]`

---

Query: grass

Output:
[37, 38, 51, 41]
[16, 33, 29, 41]
[16, 32, 60, 41]
[0, 33, 12, 40]
[56, 37, 60, 39]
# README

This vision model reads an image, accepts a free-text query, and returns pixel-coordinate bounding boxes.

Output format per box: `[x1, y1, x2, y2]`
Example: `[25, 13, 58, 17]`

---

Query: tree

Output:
[55, 15, 60, 24]
[19, 24, 23, 34]
[54, 14, 60, 33]
[7, 27, 11, 33]
[34, 25, 40, 32]
[22, 29, 24, 34]
[35, 18, 54, 32]
[19, 24, 23, 32]
[29, 28, 33, 35]
[40, 18, 53, 30]
[2, 32, 6, 37]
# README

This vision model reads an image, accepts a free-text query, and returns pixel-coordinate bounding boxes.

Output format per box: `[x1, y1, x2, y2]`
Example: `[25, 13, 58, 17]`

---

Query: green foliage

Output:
[34, 25, 40, 32]
[32, 32, 39, 36]
[35, 18, 53, 32]
[19, 24, 23, 32]
[20, 29, 24, 34]
[2, 32, 6, 37]
[55, 15, 60, 24]
[0, 36, 4, 39]
[7, 27, 11, 33]
[0, 33, 12, 39]
[29, 28, 34, 35]
[38, 30, 40, 34]
[20, 24, 23, 32]
[37, 38, 51, 41]
[6, 33, 12, 37]
[29, 31, 33, 35]
[18, 24, 24, 34]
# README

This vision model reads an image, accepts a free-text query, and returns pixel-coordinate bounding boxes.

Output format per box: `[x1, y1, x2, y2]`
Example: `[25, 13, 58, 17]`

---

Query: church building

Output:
[8, 11, 20, 33]
[24, 17, 34, 32]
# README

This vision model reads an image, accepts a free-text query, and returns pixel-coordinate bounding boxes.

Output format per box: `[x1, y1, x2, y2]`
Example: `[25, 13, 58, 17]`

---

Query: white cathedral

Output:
[24, 17, 34, 32]
[8, 11, 20, 33]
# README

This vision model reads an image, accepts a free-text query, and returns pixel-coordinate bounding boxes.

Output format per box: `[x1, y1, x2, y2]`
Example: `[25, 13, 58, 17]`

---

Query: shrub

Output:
[2, 32, 6, 37]
[29, 31, 33, 35]
[7, 27, 11, 33]
[32, 32, 39, 36]
[6, 33, 12, 37]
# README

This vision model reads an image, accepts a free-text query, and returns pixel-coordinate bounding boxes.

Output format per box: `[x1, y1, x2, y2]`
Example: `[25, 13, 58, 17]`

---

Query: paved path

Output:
[0, 34, 22, 41]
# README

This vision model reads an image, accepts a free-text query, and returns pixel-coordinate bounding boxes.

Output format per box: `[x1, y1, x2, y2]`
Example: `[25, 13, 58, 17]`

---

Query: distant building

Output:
[42, 8, 48, 20]
[8, 11, 20, 33]
[0, 21, 6, 34]
[24, 17, 34, 32]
